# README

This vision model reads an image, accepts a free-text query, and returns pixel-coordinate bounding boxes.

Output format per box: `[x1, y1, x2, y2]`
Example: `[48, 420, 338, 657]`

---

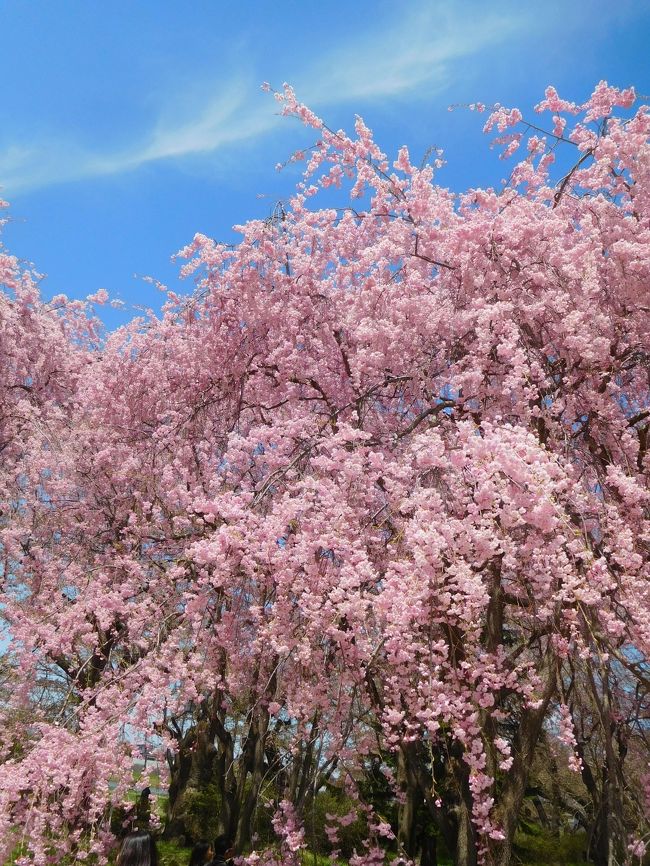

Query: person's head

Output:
[189, 840, 213, 866]
[213, 834, 234, 860]
[117, 830, 158, 866]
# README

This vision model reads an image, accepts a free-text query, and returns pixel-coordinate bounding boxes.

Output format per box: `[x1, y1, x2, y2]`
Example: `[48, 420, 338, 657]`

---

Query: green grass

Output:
[152, 840, 590, 866]
[1, 830, 597, 866]
[157, 839, 190, 866]
[300, 852, 333, 866]
[513, 829, 589, 865]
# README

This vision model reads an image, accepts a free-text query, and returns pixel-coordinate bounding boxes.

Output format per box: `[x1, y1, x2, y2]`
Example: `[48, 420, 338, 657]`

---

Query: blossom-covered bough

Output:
[0, 82, 648, 866]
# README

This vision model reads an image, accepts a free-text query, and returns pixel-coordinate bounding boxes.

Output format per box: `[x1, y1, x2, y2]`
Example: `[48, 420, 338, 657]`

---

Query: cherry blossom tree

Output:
[561, 656, 650, 866]
[0, 81, 649, 866]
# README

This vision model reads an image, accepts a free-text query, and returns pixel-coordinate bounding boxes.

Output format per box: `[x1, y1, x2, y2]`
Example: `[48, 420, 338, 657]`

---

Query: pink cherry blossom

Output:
[1, 80, 649, 865]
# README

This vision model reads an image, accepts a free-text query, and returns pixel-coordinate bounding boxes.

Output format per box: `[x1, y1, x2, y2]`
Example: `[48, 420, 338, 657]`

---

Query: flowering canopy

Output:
[0, 82, 649, 865]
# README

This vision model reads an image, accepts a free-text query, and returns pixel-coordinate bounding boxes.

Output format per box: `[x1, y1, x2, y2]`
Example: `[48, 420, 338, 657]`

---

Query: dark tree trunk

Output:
[397, 744, 421, 859]
[165, 733, 196, 839]
[453, 761, 477, 866]
[235, 710, 270, 852]
[420, 834, 437, 866]
[489, 657, 557, 866]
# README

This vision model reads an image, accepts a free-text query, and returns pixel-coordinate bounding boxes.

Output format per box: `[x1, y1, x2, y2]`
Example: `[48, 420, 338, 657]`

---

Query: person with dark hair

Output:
[116, 830, 158, 866]
[209, 834, 234, 866]
[189, 840, 213, 866]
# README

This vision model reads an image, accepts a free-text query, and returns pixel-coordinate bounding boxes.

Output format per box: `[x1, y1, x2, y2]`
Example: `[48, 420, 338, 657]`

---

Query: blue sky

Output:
[1, 0, 649, 328]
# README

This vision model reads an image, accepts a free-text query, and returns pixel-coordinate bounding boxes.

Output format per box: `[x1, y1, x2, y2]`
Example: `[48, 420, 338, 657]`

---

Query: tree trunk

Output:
[165, 734, 196, 839]
[164, 712, 223, 841]
[420, 834, 437, 866]
[235, 712, 270, 852]
[490, 657, 557, 866]
[397, 744, 421, 859]
[455, 797, 477, 866]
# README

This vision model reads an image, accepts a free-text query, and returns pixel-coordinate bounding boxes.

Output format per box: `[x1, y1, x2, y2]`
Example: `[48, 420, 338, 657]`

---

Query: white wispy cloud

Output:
[129, 82, 273, 164]
[305, 3, 527, 104]
[0, 2, 528, 194]
[0, 84, 278, 193]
